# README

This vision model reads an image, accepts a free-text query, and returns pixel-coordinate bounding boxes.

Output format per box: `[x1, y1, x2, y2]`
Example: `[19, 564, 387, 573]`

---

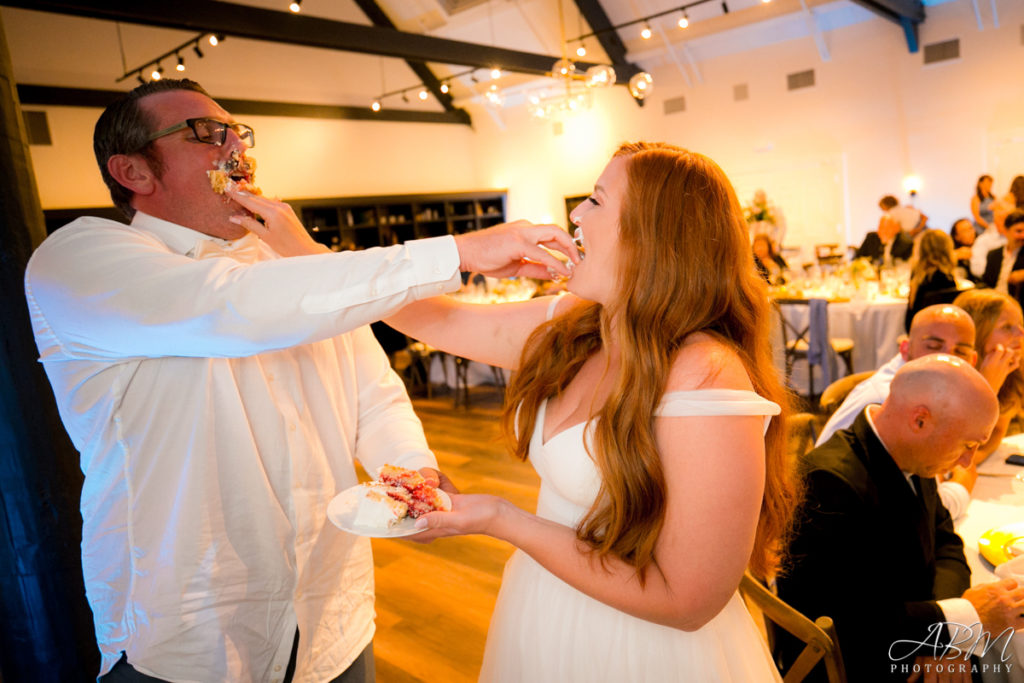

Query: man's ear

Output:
[908, 404, 931, 433]
[899, 338, 911, 361]
[107, 153, 157, 196]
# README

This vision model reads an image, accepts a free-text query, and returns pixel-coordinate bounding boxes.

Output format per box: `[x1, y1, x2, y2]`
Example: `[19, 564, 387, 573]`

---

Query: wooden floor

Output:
[369, 387, 539, 683]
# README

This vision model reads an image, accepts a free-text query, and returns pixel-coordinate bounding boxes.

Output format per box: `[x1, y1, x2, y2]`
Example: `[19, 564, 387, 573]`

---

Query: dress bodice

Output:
[528, 389, 780, 526]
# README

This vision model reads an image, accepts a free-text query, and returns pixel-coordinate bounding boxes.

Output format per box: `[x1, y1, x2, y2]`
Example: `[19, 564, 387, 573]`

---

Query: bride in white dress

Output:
[384, 142, 801, 682]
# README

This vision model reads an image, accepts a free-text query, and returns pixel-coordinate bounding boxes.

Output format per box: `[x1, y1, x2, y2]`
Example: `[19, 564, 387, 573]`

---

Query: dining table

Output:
[955, 433, 1024, 682]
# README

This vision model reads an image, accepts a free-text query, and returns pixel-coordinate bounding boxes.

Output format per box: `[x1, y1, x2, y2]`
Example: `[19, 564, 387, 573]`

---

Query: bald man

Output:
[777, 356, 1024, 682]
[816, 304, 977, 447]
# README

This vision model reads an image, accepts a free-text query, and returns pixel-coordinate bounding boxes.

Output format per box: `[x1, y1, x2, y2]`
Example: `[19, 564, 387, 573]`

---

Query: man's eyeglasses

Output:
[147, 118, 255, 148]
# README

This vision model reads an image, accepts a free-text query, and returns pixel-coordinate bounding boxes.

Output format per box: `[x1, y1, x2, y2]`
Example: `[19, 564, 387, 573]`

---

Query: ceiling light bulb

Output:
[151, 66, 162, 80]
[576, 43, 586, 57]
[640, 24, 652, 40]
[209, 35, 219, 46]
[490, 68, 501, 80]
[418, 89, 428, 100]
[176, 55, 186, 72]
[440, 82, 449, 94]
[628, 71, 654, 100]
[289, 0, 301, 12]
[371, 100, 381, 112]
[678, 14, 689, 28]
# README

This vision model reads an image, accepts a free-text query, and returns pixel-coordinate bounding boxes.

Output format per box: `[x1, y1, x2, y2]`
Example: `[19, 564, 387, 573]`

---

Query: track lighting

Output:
[209, 34, 223, 46]
[192, 42, 204, 59]
[678, 12, 689, 28]
[289, 0, 301, 12]
[490, 68, 501, 80]
[176, 54, 185, 72]
[371, 99, 381, 112]
[640, 23, 652, 39]
[118, 32, 216, 86]
[566, 0, 772, 44]
[440, 82, 449, 94]
[418, 89, 428, 100]
[151, 64, 163, 81]
[576, 42, 586, 57]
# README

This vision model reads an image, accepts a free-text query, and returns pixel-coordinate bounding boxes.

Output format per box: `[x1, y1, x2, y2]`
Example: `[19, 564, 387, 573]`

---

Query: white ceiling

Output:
[1, 0, 942, 118]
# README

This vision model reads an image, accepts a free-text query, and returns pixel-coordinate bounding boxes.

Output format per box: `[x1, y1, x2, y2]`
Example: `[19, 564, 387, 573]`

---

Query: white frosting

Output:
[353, 484, 407, 528]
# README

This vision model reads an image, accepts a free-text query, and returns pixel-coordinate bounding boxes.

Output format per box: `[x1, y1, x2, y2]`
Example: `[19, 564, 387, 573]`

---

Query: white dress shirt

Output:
[24, 213, 461, 681]
[971, 227, 1006, 279]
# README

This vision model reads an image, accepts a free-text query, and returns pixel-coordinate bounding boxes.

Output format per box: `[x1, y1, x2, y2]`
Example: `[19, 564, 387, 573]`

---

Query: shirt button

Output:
[274, 665, 282, 672]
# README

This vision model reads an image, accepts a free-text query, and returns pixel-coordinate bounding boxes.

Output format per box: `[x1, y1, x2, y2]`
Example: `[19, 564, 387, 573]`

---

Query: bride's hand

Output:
[227, 188, 330, 257]
[410, 493, 508, 540]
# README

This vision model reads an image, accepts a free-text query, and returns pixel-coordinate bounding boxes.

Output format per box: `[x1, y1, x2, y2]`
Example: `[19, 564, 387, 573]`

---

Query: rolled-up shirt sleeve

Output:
[25, 217, 461, 362]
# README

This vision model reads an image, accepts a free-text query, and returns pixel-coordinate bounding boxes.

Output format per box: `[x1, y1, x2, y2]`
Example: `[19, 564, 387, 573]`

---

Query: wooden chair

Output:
[739, 572, 848, 683]
[818, 370, 874, 416]
[814, 244, 844, 267]
[775, 299, 855, 401]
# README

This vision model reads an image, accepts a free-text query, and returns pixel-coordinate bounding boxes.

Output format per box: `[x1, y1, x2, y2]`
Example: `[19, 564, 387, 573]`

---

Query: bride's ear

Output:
[107, 154, 157, 196]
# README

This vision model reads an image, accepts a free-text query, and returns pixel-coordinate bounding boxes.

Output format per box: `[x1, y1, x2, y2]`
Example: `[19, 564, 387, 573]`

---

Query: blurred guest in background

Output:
[1002, 175, 1024, 211]
[904, 230, 959, 331]
[856, 213, 913, 265]
[752, 233, 788, 285]
[971, 174, 996, 234]
[950, 217, 979, 281]
[982, 209, 1024, 309]
[880, 194, 927, 237]
[971, 198, 1012, 277]
[745, 187, 786, 249]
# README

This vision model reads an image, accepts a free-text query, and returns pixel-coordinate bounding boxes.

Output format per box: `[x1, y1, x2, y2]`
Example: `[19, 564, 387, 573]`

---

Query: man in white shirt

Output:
[982, 210, 1024, 310]
[777, 355, 1024, 682]
[880, 194, 927, 237]
[24, 79, 577, 682]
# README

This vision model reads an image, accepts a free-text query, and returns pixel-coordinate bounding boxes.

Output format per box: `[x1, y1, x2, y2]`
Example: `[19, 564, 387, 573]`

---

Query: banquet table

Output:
[955, 434, 1024, 682]
[774, 293, 908, 396]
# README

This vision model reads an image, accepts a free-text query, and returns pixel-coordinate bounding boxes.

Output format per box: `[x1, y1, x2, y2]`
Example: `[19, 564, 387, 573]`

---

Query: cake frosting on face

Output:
[208, 150, 260, 195]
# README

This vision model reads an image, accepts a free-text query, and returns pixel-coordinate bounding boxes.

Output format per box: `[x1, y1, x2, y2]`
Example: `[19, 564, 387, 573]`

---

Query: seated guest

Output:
[982, 209, 1024, 310]
[752, 233, 788, 284]
[953, 289, 1024, 463]
[856, 214, 913, 265]
[777, 356, 1024, 682]
[971, 199, 1012, 277]
[950, 217, 981, 281]
[815, 305, 978, 517]
[904, 230, 959, 332]
[880, 193, 927, 237]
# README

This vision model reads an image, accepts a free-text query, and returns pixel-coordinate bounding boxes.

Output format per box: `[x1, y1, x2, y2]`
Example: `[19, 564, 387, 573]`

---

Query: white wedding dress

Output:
[479, 389, 784, 682]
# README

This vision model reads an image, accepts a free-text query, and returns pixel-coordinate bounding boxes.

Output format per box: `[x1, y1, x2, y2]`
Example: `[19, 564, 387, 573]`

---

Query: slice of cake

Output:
[377, 464, 451, 518]
[352, 483, 408, 529]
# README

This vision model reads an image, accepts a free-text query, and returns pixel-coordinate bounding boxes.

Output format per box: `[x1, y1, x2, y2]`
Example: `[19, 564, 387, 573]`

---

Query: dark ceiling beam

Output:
[848, 0, 924, 52]
[16, 85, 472, 125]
[351, 0, 462, 118]
[3, 0, 637, 79]
[572, 0, 645, 106]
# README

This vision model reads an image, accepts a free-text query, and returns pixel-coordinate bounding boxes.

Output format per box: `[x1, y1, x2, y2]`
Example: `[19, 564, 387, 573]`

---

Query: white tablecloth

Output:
[956, 434, 1024, 682]
[776, 295, 907, 396]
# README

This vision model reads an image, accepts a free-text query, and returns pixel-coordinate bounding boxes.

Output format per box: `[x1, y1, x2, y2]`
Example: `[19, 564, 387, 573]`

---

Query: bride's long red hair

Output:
[501, 142, 800, 581]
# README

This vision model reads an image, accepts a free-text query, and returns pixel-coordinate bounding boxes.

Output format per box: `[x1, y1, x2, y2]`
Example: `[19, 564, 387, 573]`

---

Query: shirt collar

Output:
[130, 211, 265, 262]
[864, 405, 917, 491]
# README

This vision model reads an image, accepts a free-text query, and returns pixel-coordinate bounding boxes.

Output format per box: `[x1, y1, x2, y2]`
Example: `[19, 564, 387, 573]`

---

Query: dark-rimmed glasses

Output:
[147, 118, 255, 148]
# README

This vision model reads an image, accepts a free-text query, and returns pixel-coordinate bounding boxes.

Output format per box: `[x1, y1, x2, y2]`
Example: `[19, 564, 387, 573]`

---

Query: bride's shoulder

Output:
[666, 332, 754, 392]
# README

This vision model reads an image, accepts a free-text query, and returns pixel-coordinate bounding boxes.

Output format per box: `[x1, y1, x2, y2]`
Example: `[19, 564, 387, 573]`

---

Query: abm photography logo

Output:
[889, 622, 1016, 676]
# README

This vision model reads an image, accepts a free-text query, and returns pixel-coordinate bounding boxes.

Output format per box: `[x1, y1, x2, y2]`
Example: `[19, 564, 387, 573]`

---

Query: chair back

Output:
[819, 371, 875, 416]
[739, 572, 848, 683]
[814, 244, 844, 266]
[774, 298, 838, 393]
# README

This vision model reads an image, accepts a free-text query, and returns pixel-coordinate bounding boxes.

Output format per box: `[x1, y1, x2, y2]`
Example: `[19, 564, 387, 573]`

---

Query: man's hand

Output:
[945, 464, 978, 493]
[962, 578, 1024, 634]
[227, 189, 330, 257]
[454, 220, 580, 280]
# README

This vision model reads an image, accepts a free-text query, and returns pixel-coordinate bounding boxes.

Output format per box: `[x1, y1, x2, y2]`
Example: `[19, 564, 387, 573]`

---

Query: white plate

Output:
[326, 484, 451, 538]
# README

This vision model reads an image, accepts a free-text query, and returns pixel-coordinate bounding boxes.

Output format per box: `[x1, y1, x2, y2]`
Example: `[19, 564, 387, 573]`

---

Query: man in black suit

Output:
[982, 209, 1024, 308]
[776, 355, 1024, 682]
[857, 214, 914, 264]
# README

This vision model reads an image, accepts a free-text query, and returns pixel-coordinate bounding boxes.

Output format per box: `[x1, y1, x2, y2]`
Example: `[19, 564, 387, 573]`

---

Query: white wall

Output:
[27, 107, 481, 209]
[25, 0, 1024, 261]
[465, 0, 1024, 262]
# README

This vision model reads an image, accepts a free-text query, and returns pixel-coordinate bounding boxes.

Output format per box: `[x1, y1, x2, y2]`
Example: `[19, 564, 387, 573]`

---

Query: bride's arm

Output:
[385, 294, 581, 369]
[417, 344, 766, 630]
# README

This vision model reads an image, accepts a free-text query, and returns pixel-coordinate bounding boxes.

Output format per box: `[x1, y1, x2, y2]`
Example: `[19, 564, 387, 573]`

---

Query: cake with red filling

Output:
[351, 464, 450, 530]
[208, 150, 261, 195]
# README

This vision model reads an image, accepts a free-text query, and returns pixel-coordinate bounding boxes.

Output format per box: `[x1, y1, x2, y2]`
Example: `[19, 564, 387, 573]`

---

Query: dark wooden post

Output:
[0, 12, 99, 681]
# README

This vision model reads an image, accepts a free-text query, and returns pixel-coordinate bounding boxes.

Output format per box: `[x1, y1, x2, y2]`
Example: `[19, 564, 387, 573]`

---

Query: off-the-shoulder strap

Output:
[655, 389, 782, 417]
[545, 293, 566, 321]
